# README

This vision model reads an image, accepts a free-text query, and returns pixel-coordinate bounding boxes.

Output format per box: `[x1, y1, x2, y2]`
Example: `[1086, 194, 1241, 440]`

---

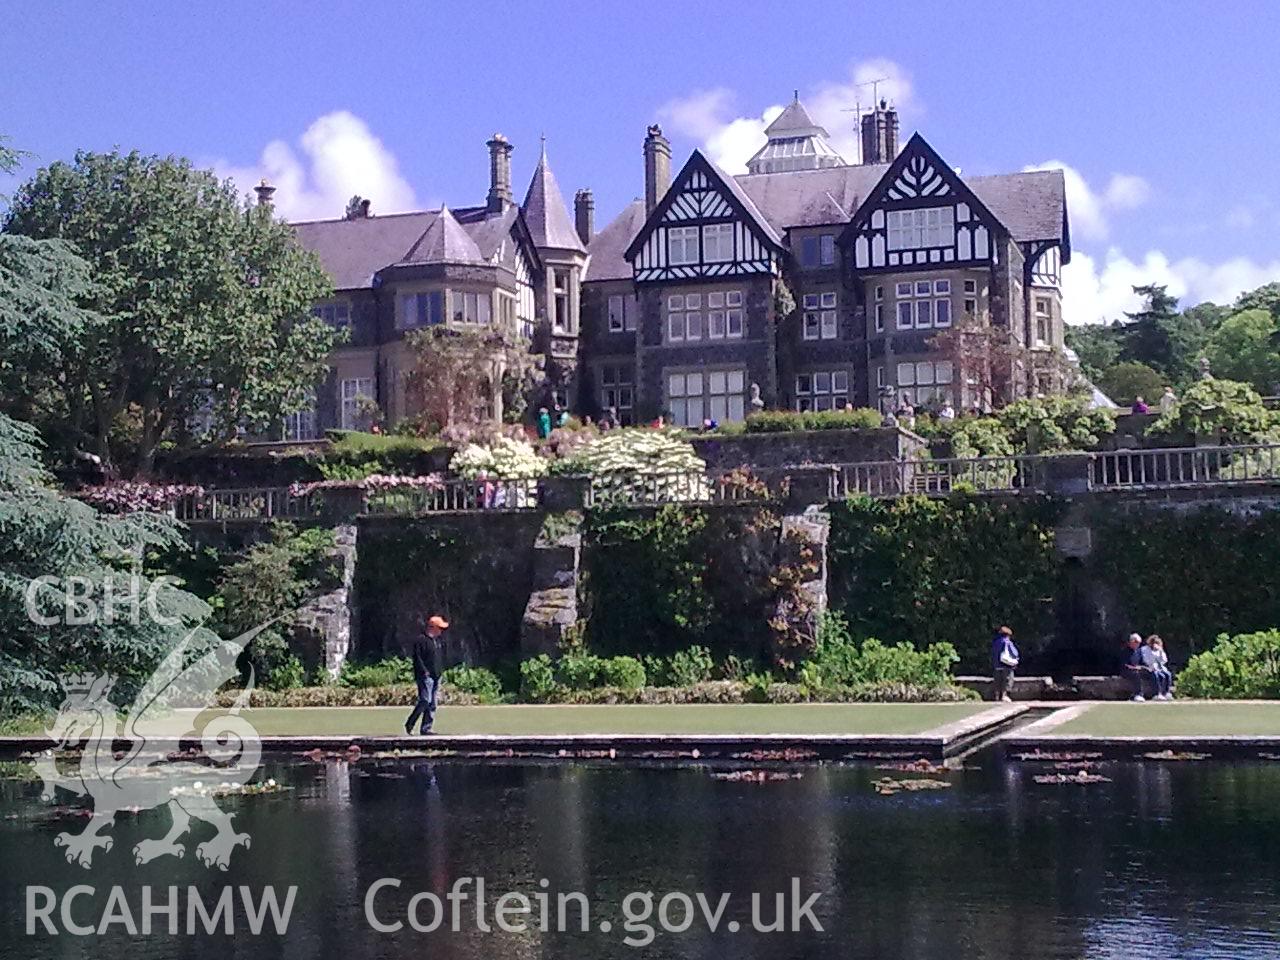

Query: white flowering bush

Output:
[450, 436, 548, 480]
[558, 429, 710, 503]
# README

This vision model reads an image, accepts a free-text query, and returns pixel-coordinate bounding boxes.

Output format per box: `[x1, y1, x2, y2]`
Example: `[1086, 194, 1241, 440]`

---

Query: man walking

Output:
[405, 615, 447, 735]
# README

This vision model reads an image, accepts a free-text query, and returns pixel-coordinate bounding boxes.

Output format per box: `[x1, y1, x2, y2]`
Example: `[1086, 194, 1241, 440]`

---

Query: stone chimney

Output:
[643, 124, 671, 213]
[860, 100, 900, 165]
[574, 188, 594, 245]
[253, 178, 276, 208]
[486, 133, 514, 213]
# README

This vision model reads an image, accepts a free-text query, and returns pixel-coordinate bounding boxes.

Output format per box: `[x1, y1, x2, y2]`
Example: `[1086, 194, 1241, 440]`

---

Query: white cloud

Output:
[1024, 161, 1151, 242]
[1063, 248, 1280, 324]
[215, 111, 417, 221]
[659, 59, 916, 174]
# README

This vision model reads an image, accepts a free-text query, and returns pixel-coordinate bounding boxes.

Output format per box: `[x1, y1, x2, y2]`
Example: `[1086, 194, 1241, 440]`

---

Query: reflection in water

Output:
[2, 759, 1279, 959]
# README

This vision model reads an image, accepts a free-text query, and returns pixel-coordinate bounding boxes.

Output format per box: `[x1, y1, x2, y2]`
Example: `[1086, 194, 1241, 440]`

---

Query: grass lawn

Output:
[1049, 702, 1280, 737]
[220, 703, 991, 738]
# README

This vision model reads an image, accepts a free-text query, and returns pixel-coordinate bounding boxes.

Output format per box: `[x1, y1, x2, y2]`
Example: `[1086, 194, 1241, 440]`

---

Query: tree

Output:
[0, 412, 211, 714]
[1065, 321, 1124, 382]
[1235, 282, 1280, 320]
[1121, 284, 1205, 383]
[928, 312, 1029, 409]
[344, 195, 367, 220]
[2, 150, 338, 476]
[1151, 377, 1272, 444]
[1206, 309, 1280, 394]
[1097, 360, 1166, 407]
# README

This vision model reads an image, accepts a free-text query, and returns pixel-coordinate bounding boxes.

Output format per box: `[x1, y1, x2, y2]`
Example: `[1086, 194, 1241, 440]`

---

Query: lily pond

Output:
[1, 755, 1279, 959]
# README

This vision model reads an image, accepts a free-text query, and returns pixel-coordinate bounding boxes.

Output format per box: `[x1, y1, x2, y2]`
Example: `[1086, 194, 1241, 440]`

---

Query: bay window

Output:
[668, 369, 746, 427]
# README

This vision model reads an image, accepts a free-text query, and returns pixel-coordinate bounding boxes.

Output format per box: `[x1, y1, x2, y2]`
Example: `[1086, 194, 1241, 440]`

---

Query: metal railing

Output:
[363, 478, 539, 514]
[173, 487, 317, 522]
[838, 456, 1048, 497]
[1088, 444, 1280, 490]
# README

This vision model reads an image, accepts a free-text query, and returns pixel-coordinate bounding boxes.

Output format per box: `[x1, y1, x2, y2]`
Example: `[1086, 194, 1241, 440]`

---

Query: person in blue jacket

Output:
[991, 626, 1020, 702]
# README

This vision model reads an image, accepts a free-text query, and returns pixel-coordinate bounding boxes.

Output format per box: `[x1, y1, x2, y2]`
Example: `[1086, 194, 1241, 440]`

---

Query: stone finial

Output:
[253, 178, 276, 208]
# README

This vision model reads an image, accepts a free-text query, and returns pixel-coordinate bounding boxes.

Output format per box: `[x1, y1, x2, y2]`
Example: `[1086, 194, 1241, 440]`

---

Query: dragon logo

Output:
[33, 625, 268, 871]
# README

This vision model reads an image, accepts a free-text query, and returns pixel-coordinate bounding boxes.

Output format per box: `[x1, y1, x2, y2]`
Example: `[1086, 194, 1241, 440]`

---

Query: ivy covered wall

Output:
[827, 495, 1067, 670]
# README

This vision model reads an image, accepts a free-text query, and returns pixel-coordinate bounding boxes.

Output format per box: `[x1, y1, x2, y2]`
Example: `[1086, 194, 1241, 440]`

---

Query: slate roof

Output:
[291, 212, 440, 290]
[585, 199, 647, 281]
[732, 164, 1067, 244]
[967, 169, 1068, 244]
[402, 206, 484, 264]
[764, 98, 826, 137]
[522, 147, 586, 253]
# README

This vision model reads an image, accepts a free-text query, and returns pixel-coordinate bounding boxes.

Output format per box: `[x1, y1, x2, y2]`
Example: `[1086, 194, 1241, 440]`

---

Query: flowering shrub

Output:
[555, 428, 705, 476]
[450, 436, 547, 480]
[74, 482, 204, 514]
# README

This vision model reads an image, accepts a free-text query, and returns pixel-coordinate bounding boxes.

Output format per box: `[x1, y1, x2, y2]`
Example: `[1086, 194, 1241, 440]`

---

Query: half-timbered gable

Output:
[624, 151, 784, 282]
[841, 133, 1008, 274]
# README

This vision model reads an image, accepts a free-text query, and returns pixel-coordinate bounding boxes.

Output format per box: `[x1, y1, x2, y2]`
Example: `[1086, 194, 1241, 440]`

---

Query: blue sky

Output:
[3, 0, 1279, 322]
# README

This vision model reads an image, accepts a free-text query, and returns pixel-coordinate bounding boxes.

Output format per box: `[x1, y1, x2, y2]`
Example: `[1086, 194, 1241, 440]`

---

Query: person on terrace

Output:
[405, 616, 447, 735]
[991, 626, 1019, 702]
[1122, 633, 1151, 701]
[1142, 634, 1175, 700]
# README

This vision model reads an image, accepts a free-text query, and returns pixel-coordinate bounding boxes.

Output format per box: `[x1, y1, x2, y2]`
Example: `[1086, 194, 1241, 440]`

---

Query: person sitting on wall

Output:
[1122, 633, 1153, 701]
[1132, 395, 1150, 414]
[1142, 634, 1175, 700]
[991, 626, 1019, 702]
[405, 616, 447, 735]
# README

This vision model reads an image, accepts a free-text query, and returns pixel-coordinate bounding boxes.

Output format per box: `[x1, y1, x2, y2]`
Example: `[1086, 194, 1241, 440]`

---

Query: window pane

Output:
[671, 398, 688, 426]
[897, 362, 915, 385]
[820, 292, 837, 308]
[726, 309, 743, 336]
[897, 302, 913, 328]
[935, 279, 951, 294]
[814, 372, 831, 394]
[896, 282, 912, 297]
[726, 291, 742, 307]
[915, 281, 931, 296]
[478, 295, 491, 325]
[709, 371, 726, 393]
[936, 361, 954, 384]
[727, 370, 744, 392]
[668, 314, 684, 341]
[916, 299, 932, 328]
[669, 374, 686, 397]
[832, 371, 849, 392]
[804, 314, 819, 339]
[686, 372, 703, 395]
[821, 311, 837, 339]
[451, 291, 465, 322]
[820, 234, 835, 265]
[685, 293, 701, 309]
[796, 374, 812, 395]
[686, 312, 702, 339]
[916, 362, 934, 385]
[803, 294, 819, 309]
[709, 396, 727, 423]
[708, 292, 724, 308]
[935, 299, 952, 326]
[687, 396, 705, 425]
[668, 295, 684, 310]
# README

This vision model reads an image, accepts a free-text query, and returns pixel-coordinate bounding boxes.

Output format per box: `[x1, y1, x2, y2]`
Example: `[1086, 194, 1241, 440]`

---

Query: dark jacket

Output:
[992, 634, 1020, 670]
[412, 635, 442, 685]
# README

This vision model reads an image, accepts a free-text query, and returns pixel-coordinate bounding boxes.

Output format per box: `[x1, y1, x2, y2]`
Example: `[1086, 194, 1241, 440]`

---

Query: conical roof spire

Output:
[522, 142, 586, 253]
[404, 205, 484, 264]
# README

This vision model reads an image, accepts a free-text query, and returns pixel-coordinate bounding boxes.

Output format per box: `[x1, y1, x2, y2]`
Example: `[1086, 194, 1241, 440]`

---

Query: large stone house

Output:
[287, 96, 1069, 434]
[277, 135, 583, 438]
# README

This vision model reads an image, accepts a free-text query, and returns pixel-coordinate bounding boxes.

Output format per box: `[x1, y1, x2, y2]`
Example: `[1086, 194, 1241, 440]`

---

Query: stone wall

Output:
[691, 427, 921, 470]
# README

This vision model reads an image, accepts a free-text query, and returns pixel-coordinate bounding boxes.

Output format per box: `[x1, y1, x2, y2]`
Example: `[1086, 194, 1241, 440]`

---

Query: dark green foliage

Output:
[582, 505, 778, 659]
[827, 494, 1064, 668]
[213, 522, 337, 690]
[339, 656, 413, 688]
[798, 613, 960, 692]
[316, 430, 443, 476]
[1149, 378, 1274, 443]
[1093, 508, 1280, 658]
[0, 412, 212, 714]
[744, 408, 883, 433]
[440, 664, 504, 703]
[1178, 630, 1280, 698]
[1122, 284, 1204, 382]
[1097, 361, 1166, 407]
[1066, 322, 1123, 382]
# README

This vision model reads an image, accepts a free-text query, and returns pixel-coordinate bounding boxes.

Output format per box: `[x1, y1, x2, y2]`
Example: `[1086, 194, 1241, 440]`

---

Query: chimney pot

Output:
[643, 124, 671, 213]
[486, 133, 514, 213]
[574, 188, 595, 246]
